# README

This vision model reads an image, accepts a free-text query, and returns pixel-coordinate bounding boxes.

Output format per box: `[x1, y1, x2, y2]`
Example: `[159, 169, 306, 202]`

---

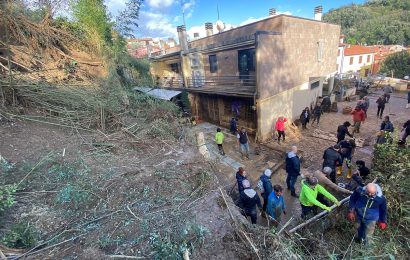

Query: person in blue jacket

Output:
[259, 169, 273, 213]
[235, 167, 247, 193]
[240, 180, 262, 224]
[347, 183, 387, 244]
[266, 185, 286, 226]
[286, 145, 301, 197]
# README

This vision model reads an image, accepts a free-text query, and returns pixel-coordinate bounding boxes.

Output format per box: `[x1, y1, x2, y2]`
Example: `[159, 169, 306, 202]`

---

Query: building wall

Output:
[256, 16, 340, 99]
[257, 78, 324, 141]
[255, 16, 339, 141]
[340, 53, 374, 73]
[189, 17, 282, 49]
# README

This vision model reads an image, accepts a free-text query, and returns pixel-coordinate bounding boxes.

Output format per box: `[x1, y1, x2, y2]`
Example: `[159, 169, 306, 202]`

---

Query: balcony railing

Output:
[156, 77, 184, 88]
[186, 75, 256, 88]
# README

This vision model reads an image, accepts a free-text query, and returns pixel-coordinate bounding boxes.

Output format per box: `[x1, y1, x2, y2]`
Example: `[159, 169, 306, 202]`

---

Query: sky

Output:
[105, 0, 367, 40]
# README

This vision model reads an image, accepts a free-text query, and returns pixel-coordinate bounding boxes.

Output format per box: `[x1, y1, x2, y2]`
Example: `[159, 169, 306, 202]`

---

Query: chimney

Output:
[205, 22, 213, 37]
[269, 8, 276, 16]
[177, 25, 188, 53]
[314, 5, 323, 21]
[193, 32, 199, 39]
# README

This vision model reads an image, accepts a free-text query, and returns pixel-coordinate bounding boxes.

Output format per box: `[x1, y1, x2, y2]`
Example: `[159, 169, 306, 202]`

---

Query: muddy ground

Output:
[0, 89, 408, 259]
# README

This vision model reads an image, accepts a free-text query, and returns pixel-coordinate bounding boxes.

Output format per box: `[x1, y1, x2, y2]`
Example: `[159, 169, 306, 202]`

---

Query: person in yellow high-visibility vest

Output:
[215, 128, 225, 155]
[299, 176, 340, 219]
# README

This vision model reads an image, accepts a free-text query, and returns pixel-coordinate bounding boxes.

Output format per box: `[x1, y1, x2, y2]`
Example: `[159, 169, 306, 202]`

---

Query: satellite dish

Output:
[216, 20, 225, 33]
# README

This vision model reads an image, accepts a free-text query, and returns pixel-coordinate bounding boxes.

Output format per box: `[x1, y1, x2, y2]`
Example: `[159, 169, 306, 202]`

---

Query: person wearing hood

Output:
[240, 179, 262, 224]
[299, 176, 340, 218]
[337, 121, 353, 143]
[322, 144, 343, 183]
[302, 168, 352, 196]
[351, 107, 366, 134]
[235, 167, 247, 193]
[347, 183, 387, 244]
[266, 185, 286, 226]
[285, 146, 301, 197]
[259, 169, 273, 212]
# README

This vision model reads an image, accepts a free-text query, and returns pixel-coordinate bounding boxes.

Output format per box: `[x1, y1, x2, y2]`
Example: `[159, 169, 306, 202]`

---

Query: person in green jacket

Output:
[299, 176, 340, 218]
[215, 128, 225, 155]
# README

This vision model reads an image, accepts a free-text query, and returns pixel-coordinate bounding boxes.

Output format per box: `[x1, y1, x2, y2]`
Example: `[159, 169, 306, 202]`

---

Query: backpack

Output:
[257, 179, 265, 193]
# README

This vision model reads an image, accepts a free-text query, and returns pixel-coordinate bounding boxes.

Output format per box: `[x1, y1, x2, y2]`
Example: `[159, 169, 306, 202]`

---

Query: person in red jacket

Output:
[351, 107, 366, 134]
[275, 116, 287, 144]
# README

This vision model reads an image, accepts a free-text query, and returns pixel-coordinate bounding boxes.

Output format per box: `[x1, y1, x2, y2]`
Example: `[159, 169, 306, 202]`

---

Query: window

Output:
[367, 55, 371, 62]
[359, 56, 363, 64]
[238, 49, 256, 78]
[190, 53, 200, 67]
[337, 49, 340, 56]
[170, 63, 179, 73]
[311, 80, 320, 89]
[317, 41, 324, 62]
[349, 57, 354, 65]
[209, 55, 218, 73]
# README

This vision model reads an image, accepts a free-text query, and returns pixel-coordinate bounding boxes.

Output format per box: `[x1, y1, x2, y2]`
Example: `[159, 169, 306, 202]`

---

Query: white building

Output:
[337, 38, 375, 76]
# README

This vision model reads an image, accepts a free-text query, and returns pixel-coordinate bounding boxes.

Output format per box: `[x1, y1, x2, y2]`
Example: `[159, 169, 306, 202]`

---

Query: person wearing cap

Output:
[240, 179, 262, 224]
[347, 183, 387, 244]
[302, 168, 352, 195]
[285, 146, 301, 197]
[299, 176, 340, 219]
[322, 144, 343, 183]
[235, 167, 248, 193]
[259, 169, 273, 212]
[266, 185, 286, 226]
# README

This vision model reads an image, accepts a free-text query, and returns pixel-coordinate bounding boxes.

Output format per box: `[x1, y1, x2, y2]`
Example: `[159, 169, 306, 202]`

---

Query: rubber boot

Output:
[336, 166, 342, 176]
[347, 168, 352, 179]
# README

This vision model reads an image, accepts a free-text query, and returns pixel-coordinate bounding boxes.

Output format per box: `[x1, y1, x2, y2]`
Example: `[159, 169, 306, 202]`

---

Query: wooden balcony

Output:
[186, 75, 256, 97]
[155, 77, 184, 88]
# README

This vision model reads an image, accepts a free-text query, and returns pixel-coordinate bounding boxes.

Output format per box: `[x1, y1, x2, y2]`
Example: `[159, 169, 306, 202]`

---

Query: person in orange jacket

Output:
[351, 106, 366, 134]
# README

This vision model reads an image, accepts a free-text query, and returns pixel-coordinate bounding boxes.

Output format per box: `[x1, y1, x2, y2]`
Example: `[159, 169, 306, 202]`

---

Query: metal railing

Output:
[155, 77, 184, 88]
[186, 75, 256, 88]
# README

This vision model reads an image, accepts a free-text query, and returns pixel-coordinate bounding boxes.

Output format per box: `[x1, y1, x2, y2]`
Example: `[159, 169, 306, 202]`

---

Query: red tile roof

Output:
[344, 45, 375, 56]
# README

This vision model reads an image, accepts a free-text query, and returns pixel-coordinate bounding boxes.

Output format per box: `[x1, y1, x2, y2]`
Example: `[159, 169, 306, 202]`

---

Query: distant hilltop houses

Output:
[337, 35, 408, 76]
[127, 38, 178, 59]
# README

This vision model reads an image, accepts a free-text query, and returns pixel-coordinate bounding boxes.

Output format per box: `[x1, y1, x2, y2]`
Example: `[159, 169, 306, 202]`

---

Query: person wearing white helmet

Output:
[258, 169, 273, 213]
[240, 179, 262, 224]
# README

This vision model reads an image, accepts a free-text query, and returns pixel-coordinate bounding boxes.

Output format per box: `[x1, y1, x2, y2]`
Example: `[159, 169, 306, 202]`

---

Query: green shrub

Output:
[56, 184, 90, 210]
[0, 184, 17, 212]
[2, 221, 38, 248]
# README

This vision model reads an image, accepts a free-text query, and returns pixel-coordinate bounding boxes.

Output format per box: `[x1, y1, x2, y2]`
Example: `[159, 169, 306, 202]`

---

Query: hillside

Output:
[323, 0, 410, 45]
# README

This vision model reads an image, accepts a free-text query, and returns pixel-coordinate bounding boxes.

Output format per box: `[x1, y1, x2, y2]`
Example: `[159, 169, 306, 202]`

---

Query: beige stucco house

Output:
[150, 7, 340, 141]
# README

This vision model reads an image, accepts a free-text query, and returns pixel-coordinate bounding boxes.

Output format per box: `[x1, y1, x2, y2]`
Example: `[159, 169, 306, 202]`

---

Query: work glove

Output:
[377, 221, 387, 230]
[347, 211, 356, 222]
[283, 210, 287, 215]
[324, 206, 331, 212]
[335, 201, 341, 207]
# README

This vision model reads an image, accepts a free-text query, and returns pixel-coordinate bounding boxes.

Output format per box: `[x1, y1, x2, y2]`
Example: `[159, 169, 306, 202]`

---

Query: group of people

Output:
[235, 142, 386, 245]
